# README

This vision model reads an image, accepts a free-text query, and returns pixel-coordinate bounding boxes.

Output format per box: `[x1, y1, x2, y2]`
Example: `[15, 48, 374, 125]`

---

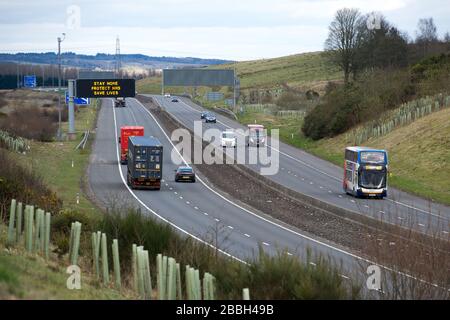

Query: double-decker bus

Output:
[343, 147, 388, 198]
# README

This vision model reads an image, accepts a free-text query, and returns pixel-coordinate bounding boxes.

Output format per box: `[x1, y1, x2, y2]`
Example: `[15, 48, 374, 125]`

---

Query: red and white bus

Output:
[343, 147, 388, 198]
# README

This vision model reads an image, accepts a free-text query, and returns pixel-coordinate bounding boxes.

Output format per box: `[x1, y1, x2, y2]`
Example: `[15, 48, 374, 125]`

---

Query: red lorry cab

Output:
[120, 126, 144, 164]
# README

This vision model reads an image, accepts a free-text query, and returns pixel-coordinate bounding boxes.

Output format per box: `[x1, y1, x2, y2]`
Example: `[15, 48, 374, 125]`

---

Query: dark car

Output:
[200, 112, 208, 119]
[205, 113, 217, 123]
[171, 98, 179, 103]
[174, 166, 196, 182]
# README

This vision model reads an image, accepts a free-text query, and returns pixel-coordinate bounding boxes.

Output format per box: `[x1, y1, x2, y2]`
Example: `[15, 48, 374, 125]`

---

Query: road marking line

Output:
[228, 225, 234, 230]
[186, 201, 190, 204]
[194, 206, 199, 210]
[171, 97, 448, 219]
[139, 98, 446, 290]
[244, 233, 250, 238]
[110, 99, 247, 265]
[339, 195, 343, 198]
[203, 212, 209, 216]
[215, 218, 220, 222]
[340, 274, 350, 280]
[309, 262, 316, 266]
[262, 242, 270, 246]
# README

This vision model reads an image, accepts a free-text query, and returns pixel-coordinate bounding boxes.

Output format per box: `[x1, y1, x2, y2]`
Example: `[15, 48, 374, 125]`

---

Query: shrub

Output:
[98, 205, 359, 299]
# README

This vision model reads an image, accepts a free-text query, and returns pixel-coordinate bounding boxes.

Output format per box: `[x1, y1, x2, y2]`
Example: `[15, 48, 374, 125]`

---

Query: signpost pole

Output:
[68, 80, 76, 140]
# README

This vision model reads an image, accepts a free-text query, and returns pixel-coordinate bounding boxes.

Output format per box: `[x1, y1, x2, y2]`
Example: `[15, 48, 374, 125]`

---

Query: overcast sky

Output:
[1, 0, 449, 61]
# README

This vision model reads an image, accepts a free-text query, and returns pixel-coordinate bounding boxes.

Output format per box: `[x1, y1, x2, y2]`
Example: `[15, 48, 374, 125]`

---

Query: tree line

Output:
[325, 9, 450, 83]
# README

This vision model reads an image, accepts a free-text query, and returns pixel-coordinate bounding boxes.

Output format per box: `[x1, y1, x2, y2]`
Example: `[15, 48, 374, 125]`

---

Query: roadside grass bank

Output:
[8, 100, 101, 218]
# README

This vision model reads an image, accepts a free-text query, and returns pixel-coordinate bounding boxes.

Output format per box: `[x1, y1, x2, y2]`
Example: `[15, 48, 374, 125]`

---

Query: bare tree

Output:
[415, 18, 440, 58]
[325, 8, 363, 83]
[444, 32, 450, 43]
[416, 18, 438, 43]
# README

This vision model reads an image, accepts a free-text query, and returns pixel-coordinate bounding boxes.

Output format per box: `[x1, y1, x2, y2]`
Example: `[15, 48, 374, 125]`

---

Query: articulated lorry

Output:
[127, 136, 163, 190]
[119, 126, 144, 164]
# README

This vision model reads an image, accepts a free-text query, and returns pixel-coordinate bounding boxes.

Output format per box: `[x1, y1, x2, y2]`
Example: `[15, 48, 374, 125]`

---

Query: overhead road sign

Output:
[24, 75, 37, 88]
[78, 70, 115, 79]
[163, 69, 235, 86]
[75, 79, 135, 98]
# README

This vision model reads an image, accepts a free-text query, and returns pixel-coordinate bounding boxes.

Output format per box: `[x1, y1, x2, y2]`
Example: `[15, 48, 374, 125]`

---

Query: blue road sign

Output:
[24, 75, 36, 88]
[65, 92, 90, 105]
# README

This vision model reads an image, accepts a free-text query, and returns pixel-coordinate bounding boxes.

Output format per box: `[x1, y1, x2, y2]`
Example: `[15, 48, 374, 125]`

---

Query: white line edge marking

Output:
[133, 97, 446, 290]
[169, 96, 446, 218]
[111, 99, 247, 265]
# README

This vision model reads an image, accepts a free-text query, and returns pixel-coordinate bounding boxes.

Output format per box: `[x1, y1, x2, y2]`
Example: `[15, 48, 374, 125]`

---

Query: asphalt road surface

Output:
[150, 95, 450, 235]
[88, 97, 397, 294]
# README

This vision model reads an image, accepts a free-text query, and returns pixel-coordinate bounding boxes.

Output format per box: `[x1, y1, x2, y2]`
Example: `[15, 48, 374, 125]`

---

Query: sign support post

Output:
[68, 80, 76, 140]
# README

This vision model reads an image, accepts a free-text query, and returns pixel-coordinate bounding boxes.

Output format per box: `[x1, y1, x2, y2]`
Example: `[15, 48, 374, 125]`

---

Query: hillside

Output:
[313, 107, 450, 204]
[136, 51, 343, 96]
[0, 52, 232, 70]
[210, 51, 343, 92]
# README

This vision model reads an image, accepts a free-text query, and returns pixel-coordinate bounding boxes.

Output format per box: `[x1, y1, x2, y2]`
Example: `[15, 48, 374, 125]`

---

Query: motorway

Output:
[87, 97, 397, 293]
[150, 95, 450, 234]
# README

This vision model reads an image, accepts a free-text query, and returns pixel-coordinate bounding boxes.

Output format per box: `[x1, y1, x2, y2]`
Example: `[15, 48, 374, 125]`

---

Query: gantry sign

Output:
[75, 79, 135, 98]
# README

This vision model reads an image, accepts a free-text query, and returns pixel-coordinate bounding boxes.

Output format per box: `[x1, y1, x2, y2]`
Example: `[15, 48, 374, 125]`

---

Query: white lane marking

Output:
[244, 233, 251, 238]
[364, 205, 369, 208]
[174, 191, 178, 195]
[179, 196, 183, 200]
[228, 225, 234, 230]
[186, 201, 190, 204]
[111, 99, 246, 265]
[169, 187, 173, 190]
[418, 223, 425, 227]
[194, 206, 199, 210]
[215, 218, 220, 222]
[262, 242, 270, 246]
[137, 98, 446, 290]
[350, 200, 356, 203]
[340, 274, 350, 280]
[170, 96, 448, 219]
[203, 212, 209, 216]
[328, 190, 332, 193]
[287, 252, 293, 256]
[309, 262, 317, 266]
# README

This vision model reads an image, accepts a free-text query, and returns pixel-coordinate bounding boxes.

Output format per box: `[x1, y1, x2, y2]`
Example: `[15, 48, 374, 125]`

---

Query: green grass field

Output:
[210, 51, 343, 90]
[136, 51, 343, 96]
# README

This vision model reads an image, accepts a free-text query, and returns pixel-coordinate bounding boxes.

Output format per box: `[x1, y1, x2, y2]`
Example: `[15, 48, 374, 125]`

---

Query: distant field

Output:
[210, 51, 343, 91]
[136, 51, 343, 95]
